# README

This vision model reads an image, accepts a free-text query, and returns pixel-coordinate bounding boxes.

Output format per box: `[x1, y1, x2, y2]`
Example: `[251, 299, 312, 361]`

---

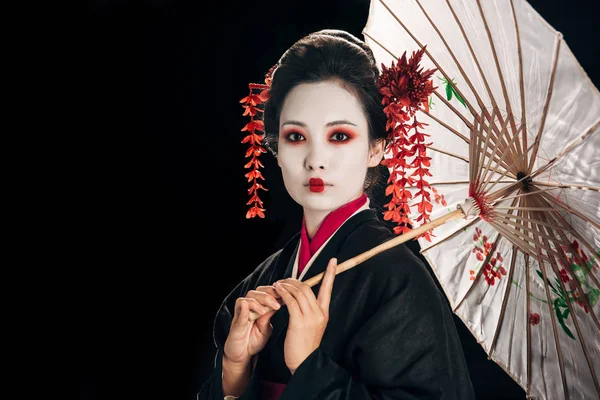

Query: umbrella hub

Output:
[516, 171, 533, 192]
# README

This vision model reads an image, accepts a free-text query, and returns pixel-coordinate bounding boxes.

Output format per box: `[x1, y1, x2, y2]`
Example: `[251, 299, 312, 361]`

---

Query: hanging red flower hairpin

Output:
[377, 47, 437, 240]
[240, 65, 276, 219]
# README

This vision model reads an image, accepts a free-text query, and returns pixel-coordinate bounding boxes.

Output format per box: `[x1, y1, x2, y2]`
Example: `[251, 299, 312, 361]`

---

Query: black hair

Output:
[262, 29, 388, 196]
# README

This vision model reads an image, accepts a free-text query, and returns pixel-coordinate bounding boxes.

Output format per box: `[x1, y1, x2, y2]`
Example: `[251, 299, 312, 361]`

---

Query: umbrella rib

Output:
[530, 119, 600, 180]
[430, 180, 515, 186]
[418, 0, 520, 165]
[486, 141, 536, 198]
[524, 253, 532, 396]
[488, 244, 519, 359]
[491, 187, 561, 205]
[541, 200, 600, 264]
[375, 0, 477, 120]
[428, 145, 468, 163]
[475, 0, 521, 166]
[362, 28, 476, 131]
[470, 115, 479, 183]
[489, 220, 553, 263]
[480, 117, 517, 191]
[532, 181, 600, 192]
[527, 34, 562, 173]
[494, 210, 559, 230]
[444, 0, 524, 166]
[509, 0, 527, 168]
[432, 90, 475, 130]
[539, 191, 600, 230]
[481, 124, 524, 189]
[418, 106, 469, 143]
[527, 205, 570, 400]
[419, 217, 480, 255]
[475, 108, 498, 187]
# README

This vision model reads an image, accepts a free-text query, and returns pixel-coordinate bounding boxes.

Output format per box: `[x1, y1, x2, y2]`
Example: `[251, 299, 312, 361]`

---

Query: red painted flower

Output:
[530, 313, 540, 326]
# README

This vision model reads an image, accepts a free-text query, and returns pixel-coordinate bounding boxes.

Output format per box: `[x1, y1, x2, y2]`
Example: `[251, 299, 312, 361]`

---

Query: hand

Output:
[223, 285, 282, 367]
[274, 258, 337, 374]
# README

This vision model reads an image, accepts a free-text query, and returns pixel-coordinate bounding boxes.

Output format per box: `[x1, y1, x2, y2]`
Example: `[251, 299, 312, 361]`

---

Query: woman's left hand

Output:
[273, 258, 337, 374]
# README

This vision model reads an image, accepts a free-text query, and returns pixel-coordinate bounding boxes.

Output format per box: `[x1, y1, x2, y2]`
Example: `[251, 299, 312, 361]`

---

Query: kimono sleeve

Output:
[282, 247, 475, 400]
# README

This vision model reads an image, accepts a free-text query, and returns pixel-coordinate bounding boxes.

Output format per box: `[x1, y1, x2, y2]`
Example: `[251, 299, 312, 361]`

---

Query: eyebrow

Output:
[281, 120, 357, 128]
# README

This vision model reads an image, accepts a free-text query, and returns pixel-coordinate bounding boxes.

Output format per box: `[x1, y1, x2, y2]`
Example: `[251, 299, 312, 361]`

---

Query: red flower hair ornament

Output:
[240, 65, 276, 219]
[377, 47, 438, 240]
[240, 48, 437, 242]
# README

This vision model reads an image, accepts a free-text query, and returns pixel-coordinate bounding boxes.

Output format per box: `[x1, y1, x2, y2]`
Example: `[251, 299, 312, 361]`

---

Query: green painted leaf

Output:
[555, 300, 575, 340]
[536, 269, 557, 292]
[446, 83, 453, 101]
[451, 86, 466, 107]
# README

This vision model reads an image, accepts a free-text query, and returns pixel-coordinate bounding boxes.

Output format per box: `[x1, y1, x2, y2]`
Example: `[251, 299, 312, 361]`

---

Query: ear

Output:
[368, 139, 385, 168]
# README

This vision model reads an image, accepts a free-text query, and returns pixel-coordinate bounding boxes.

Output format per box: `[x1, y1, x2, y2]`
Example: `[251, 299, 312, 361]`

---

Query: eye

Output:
[330, 132, 350, 142]
[286, 131, 305, 142]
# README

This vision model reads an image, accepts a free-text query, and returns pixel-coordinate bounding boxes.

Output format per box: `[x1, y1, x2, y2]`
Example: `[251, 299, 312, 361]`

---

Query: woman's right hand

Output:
[223, 285, 282, 366]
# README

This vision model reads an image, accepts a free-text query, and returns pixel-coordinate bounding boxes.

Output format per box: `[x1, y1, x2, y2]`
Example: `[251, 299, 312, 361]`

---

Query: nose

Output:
[304, 143, 329, 170]
[304, 142, 329, 171]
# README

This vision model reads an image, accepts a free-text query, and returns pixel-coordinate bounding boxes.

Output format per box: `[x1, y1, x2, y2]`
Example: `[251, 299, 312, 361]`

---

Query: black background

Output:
[85, 0, 599, 399]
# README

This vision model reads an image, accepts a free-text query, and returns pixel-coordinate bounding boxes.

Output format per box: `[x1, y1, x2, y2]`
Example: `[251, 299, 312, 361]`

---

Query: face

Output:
[277, 81, 383, 214]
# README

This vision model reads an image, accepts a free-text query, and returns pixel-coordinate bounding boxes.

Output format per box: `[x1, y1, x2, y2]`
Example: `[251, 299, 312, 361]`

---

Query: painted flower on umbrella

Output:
[530, 312, 540, 326]
[377, 47, 437, 239]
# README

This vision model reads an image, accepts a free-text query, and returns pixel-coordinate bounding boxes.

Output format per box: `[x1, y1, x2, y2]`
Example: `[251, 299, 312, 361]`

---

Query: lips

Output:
[309, 177, 325, 193]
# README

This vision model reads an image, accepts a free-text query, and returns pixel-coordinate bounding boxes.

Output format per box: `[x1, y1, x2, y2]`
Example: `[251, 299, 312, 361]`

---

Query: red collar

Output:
[298, 194, 368, 276]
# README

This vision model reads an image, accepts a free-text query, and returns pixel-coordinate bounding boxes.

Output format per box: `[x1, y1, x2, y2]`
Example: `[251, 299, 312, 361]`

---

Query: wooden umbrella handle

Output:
[248, 208, 465, 321]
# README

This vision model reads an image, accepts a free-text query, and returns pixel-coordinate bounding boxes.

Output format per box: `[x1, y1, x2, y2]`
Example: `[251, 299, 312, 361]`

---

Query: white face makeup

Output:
[277, 81, 383, 216]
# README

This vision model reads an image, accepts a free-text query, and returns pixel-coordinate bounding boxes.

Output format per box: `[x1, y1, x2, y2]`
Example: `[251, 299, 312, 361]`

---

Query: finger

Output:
[246, 289, 282, 311]
[277, 280, 312, 313]
[317, 258, 337, 314]
[273, 282, 301, 316]
[255, 310, 276, 336]
[232, 298, 250, 333]
[255, 285, 281, 299]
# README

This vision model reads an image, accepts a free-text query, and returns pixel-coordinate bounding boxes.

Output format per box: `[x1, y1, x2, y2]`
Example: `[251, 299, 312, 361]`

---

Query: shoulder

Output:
[339, 212, 439, 297]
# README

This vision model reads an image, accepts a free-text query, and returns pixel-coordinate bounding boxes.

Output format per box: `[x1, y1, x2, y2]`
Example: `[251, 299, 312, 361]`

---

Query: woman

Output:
[198, 29, 475, 400]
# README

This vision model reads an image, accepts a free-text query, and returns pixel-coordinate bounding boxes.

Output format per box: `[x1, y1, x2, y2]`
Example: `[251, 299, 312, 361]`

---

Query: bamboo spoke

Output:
[492, 187, 560, 204]
[419, 107, 469, 143]
[525, 253, 532, 396]
[428, 146, 468, 163]
[419, 217, 480, 255]
[480, 118, 518, 191]
[375, 0, 478, 121]
[530, 119, 600, 180]
[540, 192, 600, 230]
[489, 245, 519, 358]
[509, 0, 528, 168]
[528, 212, 570, 400]
[527, 34, 562, 173]
[418, 0, 520, 164]
[532, 181, 600, 192]
[475, 0, 521, 165]
[486, 141, 537, 197]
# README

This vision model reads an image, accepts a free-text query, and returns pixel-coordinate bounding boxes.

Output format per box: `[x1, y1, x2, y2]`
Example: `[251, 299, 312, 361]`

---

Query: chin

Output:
[295, 194, 344, 214]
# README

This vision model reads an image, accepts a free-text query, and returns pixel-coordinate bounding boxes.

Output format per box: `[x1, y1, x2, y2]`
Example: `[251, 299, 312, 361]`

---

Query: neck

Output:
[302, 193, 366, 240]
[303, 209, 331, 240]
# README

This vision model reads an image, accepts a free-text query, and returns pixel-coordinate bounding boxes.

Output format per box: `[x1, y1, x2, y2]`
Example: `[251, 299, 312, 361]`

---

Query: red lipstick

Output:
[309, 178, 325, 193]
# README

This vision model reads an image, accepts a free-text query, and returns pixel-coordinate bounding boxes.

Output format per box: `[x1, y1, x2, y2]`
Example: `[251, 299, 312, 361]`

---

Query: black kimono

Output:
[198, 208, 475, 400]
